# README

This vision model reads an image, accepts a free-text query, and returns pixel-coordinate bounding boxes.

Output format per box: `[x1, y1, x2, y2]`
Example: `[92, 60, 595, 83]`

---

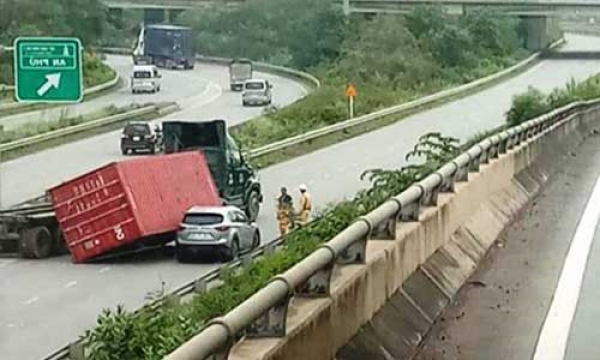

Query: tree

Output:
[339, 16, 439, 88]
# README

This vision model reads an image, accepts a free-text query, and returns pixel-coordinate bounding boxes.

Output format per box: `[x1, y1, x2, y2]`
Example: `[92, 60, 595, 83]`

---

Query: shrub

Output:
[506, 75, 600, 126]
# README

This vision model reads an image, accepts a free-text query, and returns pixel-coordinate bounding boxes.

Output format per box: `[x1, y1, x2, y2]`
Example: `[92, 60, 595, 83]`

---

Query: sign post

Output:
[345, 82, 357, 119]
[13, 37, 83, 103]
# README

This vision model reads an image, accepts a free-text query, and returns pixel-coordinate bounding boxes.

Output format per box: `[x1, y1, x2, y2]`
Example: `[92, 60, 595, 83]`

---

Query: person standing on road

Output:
[296, 184, 312, 226]
[276, 187, 294, 236]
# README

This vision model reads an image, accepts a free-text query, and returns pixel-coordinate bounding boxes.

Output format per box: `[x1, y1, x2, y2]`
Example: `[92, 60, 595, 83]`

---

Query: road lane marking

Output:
[533, 171, 600, 360]
[64, 281, 77, 288]
[99, 266, 111, 274]
[23, 296, 39, 305]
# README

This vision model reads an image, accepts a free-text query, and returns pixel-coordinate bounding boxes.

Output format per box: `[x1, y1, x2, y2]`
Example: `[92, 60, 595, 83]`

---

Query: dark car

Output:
[120, 121, 162, 155]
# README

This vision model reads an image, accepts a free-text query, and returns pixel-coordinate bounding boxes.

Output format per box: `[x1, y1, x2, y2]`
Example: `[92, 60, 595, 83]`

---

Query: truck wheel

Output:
[252, 230, 261, 249]
[19, 226, 53, 259]
[245, 191, 261, 222]
[53, 227, 69, 255]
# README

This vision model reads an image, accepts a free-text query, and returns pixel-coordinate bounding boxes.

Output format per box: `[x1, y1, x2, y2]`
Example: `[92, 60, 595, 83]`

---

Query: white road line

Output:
[64, 281, 77, 288]
[99, 266, 111, 274]
[23, 296, 39, 306]
[533, 171, 600, 360]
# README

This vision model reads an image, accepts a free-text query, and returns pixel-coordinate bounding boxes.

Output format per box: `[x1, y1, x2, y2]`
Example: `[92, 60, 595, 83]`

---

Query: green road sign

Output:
[13, 37, 83, 103]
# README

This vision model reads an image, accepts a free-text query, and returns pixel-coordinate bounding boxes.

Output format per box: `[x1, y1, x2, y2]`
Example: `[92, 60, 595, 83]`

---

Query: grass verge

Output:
[1, 103, 175, 161]
[242, 54, 542, 169]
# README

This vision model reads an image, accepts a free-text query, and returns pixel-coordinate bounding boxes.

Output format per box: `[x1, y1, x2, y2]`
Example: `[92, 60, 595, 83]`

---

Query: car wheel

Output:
[121, 148, 127, 155]
[225, 239, 239, 262]
[245, 191, 261, 222]
[149, 145, 156, 155]
[242, 101, 248, 106]
[251, 230, 261, 249]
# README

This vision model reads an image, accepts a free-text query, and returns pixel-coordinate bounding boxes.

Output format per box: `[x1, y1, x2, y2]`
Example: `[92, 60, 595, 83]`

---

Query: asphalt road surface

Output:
[414, 123, 600, 360]
[2, 33, 600, 360]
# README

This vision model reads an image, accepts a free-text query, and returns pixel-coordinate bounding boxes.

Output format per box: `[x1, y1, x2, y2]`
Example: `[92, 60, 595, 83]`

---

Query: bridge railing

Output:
[165, 99, 594, 359]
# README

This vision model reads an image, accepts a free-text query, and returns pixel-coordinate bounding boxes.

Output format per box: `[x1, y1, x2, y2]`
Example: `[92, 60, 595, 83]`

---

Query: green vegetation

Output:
[506, 75, 600, 126]
[83, 133, 461, 360]
[178, 1, 529, 150]
[1, 103, 173, 161]
[0, 105, 122, 144]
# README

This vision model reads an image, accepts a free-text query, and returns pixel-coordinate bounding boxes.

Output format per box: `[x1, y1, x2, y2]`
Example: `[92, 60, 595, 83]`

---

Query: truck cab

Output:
[162, 120, 263, 221]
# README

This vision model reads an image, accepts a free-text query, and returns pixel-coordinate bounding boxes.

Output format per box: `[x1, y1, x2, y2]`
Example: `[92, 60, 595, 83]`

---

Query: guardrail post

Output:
[246, 277, 293, 338]
[297, 248, 335, 296]
[203, 319, 235, 360]
[498, 133, 508, 154]
[69, 342, 85, 360]
[453, 160, 469, 182]
[194, 278, 208, 293]
[400, 198, 420, 221]
[419, 178, 441, 207]
[469, 151, 481, 172]
[371, 198, 401, 240]
[337, 217, 371, 264]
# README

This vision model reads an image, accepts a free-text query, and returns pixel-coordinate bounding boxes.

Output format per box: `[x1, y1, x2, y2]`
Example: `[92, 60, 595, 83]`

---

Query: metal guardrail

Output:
[166, 99, 599, 360]
[99, 47, 320, 89]
[0, 103, 178, 154]
[0, 73, 121, 112]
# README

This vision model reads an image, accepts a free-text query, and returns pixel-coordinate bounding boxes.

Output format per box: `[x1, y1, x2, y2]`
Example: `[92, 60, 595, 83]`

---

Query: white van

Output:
[131, 65, 162, 94]
[242, 79, 273, 106]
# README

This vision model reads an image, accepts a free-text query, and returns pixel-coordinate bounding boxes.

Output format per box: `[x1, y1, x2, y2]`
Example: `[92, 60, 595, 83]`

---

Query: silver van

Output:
[242, 79, 273, 106]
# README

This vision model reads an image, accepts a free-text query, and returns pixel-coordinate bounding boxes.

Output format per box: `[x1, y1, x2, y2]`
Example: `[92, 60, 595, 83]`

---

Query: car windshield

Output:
[123, 124, 150, 135]
[245, 82, 265, 90]
[183, 213, 224, 226]
[133, 71, 152, 79]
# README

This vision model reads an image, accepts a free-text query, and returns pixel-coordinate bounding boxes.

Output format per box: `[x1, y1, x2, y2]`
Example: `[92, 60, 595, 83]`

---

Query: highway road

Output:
[0, 55, 306, 130]
[414, 115, 600, 360]
[2, 33, 600, 360]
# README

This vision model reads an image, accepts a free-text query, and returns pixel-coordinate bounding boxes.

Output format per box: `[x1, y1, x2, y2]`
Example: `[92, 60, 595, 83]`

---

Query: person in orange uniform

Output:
[296, 184, 312, 226]
[276, 187, 294, 236]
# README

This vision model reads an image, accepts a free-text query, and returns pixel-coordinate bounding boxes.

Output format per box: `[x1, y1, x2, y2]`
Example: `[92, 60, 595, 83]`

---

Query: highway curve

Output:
[2, 33, 600, 360]
[0, 55, 308, 360]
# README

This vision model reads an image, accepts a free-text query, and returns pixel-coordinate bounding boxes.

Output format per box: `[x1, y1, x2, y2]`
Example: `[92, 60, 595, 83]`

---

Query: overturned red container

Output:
[48, 151, 221, 263]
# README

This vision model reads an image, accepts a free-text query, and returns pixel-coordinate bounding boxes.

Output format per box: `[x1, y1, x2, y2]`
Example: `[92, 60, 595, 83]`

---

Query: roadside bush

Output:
[506, 87, 549, 127]
[203, 3, 530, 150]
[506, 75, 600, 126]
[83, 133, 461, 360]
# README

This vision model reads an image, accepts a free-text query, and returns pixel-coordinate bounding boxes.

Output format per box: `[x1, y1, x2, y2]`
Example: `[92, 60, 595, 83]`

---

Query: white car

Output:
[242, 79, 273, 106]
[175, 205, 261, 262]
[131, 65, 162, 94]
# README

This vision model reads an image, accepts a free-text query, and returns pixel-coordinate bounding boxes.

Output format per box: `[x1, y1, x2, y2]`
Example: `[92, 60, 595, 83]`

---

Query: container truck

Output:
[229, 59, 253, 91]
[162, 119, 263, 221]
[132, 24, 195, 70]
[0, 151, 221, 262]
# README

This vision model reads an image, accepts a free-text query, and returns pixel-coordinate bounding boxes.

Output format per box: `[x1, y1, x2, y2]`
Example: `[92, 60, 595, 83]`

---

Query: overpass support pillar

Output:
[524, 16, 549, 51]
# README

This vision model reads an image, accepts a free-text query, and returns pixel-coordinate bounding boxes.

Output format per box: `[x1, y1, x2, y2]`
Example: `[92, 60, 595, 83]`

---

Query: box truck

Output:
[133, 24, 195, 70]
[229, 59, 253, 91]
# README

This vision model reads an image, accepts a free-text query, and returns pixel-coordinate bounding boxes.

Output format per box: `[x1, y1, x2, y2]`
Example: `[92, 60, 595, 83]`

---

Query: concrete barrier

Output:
[215, 103, 600, 360]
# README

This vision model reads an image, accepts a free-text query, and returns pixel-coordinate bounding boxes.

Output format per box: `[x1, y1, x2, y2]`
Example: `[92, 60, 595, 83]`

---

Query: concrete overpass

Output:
[340, 0, 600, 16]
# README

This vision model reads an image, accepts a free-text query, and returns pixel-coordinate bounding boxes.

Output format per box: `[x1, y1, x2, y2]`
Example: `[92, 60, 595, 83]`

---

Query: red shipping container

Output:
[48, 151, 221, 263]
